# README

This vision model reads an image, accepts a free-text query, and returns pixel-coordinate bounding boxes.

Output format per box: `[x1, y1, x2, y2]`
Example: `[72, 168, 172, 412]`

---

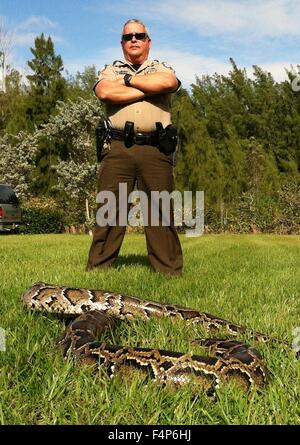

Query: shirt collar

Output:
[118, 59, 156, 73]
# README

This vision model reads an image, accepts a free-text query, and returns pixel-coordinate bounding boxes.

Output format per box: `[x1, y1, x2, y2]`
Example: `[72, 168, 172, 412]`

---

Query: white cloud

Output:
[63, 60, 98, 76]
[153, 49, 294, 85]
[16, 16, 58, 31]
[10, 15, 63, 48]
[13, 32, 38, 46]
[156, 0, 300, 37]
[110, 0, 300, 38]
[247, 61, 295, 82]
[14, 32, 64, 47]
[151, 48, 230, 86]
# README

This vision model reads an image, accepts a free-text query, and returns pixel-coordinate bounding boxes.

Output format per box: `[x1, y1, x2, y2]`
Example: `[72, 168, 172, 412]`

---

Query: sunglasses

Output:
[122, 32, 148, 42]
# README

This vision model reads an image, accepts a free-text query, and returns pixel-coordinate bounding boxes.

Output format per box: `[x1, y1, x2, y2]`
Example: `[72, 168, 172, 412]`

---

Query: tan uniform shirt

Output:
[94, 59, 180, 133]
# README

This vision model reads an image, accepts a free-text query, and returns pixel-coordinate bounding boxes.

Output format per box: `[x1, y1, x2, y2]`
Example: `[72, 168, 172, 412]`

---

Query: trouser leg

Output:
[86, 141, 136, 270]
[135, 146, 183, 276]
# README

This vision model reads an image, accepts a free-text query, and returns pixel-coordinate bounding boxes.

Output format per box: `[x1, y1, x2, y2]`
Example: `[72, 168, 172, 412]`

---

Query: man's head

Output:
[121, 19, 151, 64]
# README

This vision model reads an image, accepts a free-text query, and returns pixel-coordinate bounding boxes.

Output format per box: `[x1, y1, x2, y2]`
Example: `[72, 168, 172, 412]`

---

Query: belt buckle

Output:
[134, 133, 145, 145]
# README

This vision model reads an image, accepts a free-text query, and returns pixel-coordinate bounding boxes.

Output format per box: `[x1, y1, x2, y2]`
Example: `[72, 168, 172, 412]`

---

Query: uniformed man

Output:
[87, 18, 183, 276]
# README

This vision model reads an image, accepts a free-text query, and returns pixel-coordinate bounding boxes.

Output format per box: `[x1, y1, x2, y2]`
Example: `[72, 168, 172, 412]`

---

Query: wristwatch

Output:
[124, 73, 132, 86]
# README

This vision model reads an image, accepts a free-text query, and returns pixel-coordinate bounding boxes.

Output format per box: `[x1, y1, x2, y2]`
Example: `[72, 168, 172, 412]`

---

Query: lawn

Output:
[0, 233, 299, 425]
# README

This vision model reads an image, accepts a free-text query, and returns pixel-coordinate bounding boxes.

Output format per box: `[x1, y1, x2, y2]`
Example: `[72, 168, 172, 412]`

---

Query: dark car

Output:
[0, 184, 22, 232]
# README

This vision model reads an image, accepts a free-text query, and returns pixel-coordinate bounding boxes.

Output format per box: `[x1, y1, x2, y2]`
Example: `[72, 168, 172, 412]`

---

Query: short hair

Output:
[121, 19, 151, 40]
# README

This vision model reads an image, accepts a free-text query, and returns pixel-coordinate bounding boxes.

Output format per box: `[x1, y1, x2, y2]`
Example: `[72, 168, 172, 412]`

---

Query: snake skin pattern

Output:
[22, 282, 282, 393]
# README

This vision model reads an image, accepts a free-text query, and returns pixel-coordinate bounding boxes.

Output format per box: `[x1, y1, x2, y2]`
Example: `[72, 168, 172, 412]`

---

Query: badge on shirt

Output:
[145, 67, 157, 74]
[115, 69, 129, 75]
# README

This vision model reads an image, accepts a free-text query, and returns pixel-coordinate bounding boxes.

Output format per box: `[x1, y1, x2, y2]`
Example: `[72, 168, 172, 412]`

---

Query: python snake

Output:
[22, 282, 288, 394]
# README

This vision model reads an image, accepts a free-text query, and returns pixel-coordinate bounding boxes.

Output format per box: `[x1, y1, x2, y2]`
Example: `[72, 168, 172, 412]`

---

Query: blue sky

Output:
[1, 0, 300, 88]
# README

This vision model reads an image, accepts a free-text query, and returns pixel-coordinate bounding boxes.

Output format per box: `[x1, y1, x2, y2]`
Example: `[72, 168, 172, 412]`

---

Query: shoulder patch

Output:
[98, 64, 108, 74]
[146, 60, 159, 67]
[113, 60, 125, 67]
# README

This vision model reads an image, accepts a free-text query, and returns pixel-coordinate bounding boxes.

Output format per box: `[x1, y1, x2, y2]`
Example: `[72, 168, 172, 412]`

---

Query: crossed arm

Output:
[95, 72, 179, 104]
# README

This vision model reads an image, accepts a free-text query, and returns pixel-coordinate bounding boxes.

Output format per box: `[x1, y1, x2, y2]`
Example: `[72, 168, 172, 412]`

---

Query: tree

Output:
[65, 65, 98, 101]
[171, 59, 300, 232]
[0, 68, 30, 134]
[36, 96, 103, 222]
[0, 132, 39, 199]
[0, 96, 103, 214]
[0, 18, 13, 94]
[172, 89, 224, 209]
[25, 34, 68, 193]
[26, 33, 67, 128]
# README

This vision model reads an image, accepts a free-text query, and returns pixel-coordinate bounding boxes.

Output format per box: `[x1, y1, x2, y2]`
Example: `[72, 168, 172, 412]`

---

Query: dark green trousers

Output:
[87, 140, 183, 275]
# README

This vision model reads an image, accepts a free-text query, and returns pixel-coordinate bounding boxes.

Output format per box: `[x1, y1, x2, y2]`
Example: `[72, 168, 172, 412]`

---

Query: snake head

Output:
[21, 282, 48, 308]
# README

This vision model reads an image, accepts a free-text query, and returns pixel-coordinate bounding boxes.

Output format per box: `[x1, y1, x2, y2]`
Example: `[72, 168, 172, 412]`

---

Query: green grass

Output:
[0, 233, 299, 425]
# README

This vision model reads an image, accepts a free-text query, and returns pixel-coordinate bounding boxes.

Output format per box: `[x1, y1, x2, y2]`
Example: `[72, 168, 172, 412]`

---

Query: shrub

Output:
[20, 196, 65, 234]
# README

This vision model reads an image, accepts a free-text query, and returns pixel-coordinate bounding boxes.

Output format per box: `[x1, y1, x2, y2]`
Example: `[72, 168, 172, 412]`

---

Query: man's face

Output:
[121, 23, 151, 64]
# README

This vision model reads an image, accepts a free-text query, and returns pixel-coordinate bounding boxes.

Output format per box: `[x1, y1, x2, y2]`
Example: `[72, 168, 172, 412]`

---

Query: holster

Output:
[155, 122, 178, 155]
[95, 120, 110, 162]
[124, 121, 134, 148]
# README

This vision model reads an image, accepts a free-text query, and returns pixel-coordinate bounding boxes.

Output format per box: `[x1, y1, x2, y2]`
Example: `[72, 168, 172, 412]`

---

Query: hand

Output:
[116, 78, 126, 86]
[127, 72, 178, 94]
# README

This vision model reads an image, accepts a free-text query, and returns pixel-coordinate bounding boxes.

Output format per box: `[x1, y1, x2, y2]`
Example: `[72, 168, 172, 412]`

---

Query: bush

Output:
[20, 196, 65, 234]
[202, 182, 300, 234]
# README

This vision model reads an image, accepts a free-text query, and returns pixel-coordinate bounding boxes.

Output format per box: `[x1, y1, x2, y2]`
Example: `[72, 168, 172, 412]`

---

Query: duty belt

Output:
[110, 128, 159, 146]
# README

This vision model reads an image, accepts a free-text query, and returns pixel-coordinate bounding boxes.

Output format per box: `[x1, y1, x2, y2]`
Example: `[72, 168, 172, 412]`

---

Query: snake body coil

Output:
[22, 282, 277, 393]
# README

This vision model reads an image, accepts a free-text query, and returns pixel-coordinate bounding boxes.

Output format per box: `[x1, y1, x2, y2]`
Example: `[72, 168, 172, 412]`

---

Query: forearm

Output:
[95, 80, 145, 104]
[95, 72, 178, 104]
[129, 72, 178, 94]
